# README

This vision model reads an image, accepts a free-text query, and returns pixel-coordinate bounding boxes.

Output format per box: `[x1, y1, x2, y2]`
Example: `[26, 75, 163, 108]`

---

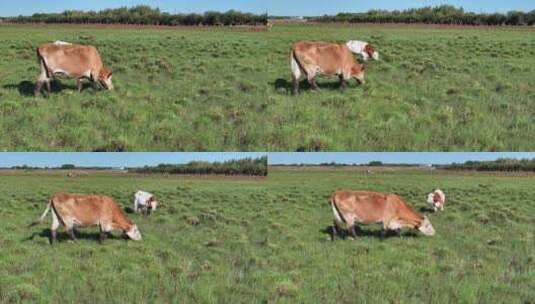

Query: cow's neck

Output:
[398, 212, 423, 228]
[113, 216, 133, 231]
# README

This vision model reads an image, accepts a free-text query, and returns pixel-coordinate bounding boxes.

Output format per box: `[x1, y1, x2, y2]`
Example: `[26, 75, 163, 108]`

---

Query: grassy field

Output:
[1, 169, 533, 302]
[2, 24, 535, 151]
[0, 24, 268, 151]
[267, 24, 535, 151]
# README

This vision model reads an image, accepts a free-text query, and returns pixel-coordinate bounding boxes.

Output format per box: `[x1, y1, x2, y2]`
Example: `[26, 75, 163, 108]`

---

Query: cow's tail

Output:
[329, 195, 347, 224]
[28, 200, 52, 227]
[36, 48, 51, 78]
[290, 48, 306, 78]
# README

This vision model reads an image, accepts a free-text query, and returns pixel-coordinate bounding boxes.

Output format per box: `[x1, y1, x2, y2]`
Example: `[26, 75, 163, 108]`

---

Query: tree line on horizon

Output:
[308, 5, 535, 26]
[2, 5, 266, 26]
[271, 161, 420, 167]
[6, 157, 267, 176]
[444, 158, 535, 172]
[132, 157, 267, 176]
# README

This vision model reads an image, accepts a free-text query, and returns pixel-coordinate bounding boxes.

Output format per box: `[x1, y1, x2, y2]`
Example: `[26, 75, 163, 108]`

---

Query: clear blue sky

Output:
[268, 153, 535, 165]
[0, 0, 267, 17]
[1, 0, 533, 17]
[0, 153, 266, 168]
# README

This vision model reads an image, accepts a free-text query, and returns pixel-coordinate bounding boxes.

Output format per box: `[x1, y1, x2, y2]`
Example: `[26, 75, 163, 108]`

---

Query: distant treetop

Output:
[307, 5, 535, 26]
[3, 5, 267, 26]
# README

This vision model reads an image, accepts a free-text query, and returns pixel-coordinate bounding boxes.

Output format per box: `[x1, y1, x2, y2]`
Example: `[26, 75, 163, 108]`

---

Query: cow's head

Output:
[351, 64, 366, 85]
[364, 44, 379, 61]
[98, 68, 114, 90]
[125, 224, 142, 241]
[417, 216, 435, 236]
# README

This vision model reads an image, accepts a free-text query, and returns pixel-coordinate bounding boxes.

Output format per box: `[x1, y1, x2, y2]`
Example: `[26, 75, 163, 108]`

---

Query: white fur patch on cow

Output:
[290, 54, 302, 80]
[331, 203, 345, 228]
[53, 40, 72, 45]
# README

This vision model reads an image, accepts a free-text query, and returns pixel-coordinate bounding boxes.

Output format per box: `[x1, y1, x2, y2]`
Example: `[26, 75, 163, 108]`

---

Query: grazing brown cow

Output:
[290, 41, 365, 94]
[35, 41, 113, 96]
[329, 190, 435, 240]
[30, 192, 141, 244]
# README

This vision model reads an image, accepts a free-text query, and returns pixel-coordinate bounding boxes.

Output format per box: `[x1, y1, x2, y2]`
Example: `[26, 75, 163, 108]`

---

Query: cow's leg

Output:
[304, 67, 319, 91]
[99, 223, 112, 244]
[34, 81, 43, 97]
[331, 221, 339, 241]
[76, 78, 83, 92]
[45, 79, 52, 95]
[99, 227, 108, 244]
[349, 225, 358, 238]
[63, 219, 77, 242]
[339, 74, 347, 90]
[290, 53, 303, 95]
[35, 59, 49, 97]
[92, 80, 100, 91]
[67, 227, 77, 241]
[50, 209, 60, 244]
[308, 77, 319, 90]
[292, 76, 300, 95]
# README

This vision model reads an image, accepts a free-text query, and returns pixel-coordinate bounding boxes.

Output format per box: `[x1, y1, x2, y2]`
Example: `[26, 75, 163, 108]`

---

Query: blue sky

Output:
[268, 153, 535, 165]
[1, 153, 533, 167]
[0, 153, 266, 168]
[1, 0, 532, 17]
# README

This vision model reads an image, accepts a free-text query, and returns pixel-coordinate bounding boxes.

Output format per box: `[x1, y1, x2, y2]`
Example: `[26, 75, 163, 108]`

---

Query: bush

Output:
[132, 157, 267, 176]
[309, 5, 533, 26]
[444, 158, 535, 172]
[3, 6, 267, 26]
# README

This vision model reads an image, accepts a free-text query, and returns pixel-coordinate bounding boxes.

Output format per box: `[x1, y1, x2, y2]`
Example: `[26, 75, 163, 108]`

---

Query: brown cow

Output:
[329, 190, 435, 240]
[30, 192, 141, 244]
[35, 41, 113, 96]
[290, 41, 365, 94]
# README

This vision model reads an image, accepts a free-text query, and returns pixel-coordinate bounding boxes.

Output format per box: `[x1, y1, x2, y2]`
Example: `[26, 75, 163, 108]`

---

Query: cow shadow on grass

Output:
[419, 206, 436, 214]
[24, 228, 126, 243]
[3, 81, 35, 96]
[271, 78, 354, 94]
[3, 80, 93, 96]
[320, 225, 418, 240]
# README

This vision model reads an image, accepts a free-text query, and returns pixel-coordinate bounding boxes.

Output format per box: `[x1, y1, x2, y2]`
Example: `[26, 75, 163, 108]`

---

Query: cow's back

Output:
[51, 193, 114, 225]
[293, 41, 354, 75]
[38, 43, 103, 76]
[332, 191, 395, 224]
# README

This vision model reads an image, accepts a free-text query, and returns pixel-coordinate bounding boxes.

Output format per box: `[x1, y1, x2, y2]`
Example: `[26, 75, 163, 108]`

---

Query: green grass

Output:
[0, 24, 268, 151]
[2, 24, 535, 151]
[267, 24, 535, 151]
[1, 169, 533, 302]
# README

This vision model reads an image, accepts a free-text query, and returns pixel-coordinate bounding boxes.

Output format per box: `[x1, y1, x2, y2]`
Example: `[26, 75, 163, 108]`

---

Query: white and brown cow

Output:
[30, 192, 141, 244]
[290, 41, 366, 94]
[134, 190, 158, 215]
[35, 41, 113, 96]
[427, 189, 446, 212]
[329, 190, 435, 240]
[345, 40, 379, 61]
